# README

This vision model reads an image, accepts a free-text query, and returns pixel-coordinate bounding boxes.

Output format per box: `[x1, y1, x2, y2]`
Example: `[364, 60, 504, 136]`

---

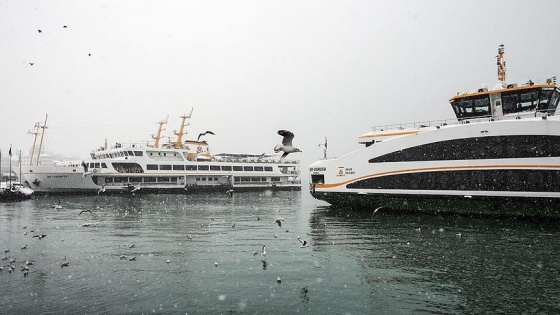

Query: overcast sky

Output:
[2, 0, 560, 169]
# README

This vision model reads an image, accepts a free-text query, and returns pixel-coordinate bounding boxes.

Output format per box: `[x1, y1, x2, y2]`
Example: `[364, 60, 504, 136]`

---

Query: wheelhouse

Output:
[450, 84, 560, 121]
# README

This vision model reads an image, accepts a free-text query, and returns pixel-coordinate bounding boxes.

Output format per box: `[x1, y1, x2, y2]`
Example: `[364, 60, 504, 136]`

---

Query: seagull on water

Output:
[297, 236, 308, 248]
[261, 245, 267, 258]
[53, 200, 62, 209]
[274, 130, 302, 161]
[275, 217, 286, 227]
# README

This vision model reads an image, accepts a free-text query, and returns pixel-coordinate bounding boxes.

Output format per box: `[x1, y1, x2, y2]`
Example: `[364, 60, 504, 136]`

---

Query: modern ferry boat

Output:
[23, 111, 301, 194]
[309, 45, 560, 217]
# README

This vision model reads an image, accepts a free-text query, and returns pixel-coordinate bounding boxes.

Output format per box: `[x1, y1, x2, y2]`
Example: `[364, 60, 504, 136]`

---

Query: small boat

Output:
[0, 173, 34, 202]
[309, 45, 560, 217]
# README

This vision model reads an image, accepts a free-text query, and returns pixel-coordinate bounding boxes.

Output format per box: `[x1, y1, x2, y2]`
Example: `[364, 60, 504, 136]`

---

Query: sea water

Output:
[1, 191, 559, 314]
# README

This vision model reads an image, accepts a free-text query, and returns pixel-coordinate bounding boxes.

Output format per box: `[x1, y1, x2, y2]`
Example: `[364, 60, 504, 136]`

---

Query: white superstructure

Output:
[309, 45, 560, 217]
[23, 111, 301, 194]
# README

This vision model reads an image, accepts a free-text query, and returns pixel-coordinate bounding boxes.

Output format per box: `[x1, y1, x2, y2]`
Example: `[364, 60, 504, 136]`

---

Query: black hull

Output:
[310, 191, 560, 218]
[0, 191, 33, 202]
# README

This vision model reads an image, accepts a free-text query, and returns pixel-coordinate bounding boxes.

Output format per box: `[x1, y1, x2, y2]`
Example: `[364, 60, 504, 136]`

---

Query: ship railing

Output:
[214, 157, 300, 164]
[372, 119, 459, 132]
[372, 116, 503, 132]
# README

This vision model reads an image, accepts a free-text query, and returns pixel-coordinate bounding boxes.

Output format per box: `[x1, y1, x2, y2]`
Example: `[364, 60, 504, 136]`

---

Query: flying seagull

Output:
[226, 189, 234, 197]
[274, 130, 301, 161]
[274, 217, 286, 227]
[79, 209, 93, 215]
[197, 131, 215, 141]
[372, 206, 385, 217]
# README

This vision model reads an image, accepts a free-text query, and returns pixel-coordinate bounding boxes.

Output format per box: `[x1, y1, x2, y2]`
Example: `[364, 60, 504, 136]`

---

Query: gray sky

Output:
[2, 0, 560, 169]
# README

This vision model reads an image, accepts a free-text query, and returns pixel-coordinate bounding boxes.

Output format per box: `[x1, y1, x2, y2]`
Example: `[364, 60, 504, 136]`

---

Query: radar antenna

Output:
[497, 44, 506, 87]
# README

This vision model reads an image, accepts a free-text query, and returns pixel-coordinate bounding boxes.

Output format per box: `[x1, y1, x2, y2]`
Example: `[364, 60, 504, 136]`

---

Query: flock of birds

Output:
[29, 25, 92, 67]
[1, 194, 310, 285]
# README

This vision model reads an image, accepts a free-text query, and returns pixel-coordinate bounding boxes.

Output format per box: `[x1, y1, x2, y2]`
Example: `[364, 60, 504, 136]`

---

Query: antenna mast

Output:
[497, 44, 506, 87]
[36, 114, 48, 166]
[173, 108, 193, 149]
[150, 115, 168, 148]
[28, 122, 41, 166]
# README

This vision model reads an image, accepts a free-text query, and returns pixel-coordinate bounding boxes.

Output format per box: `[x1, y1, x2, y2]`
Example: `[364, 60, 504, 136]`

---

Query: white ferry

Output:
[23, 111, 301, 194]
[309, 45, 560, 217]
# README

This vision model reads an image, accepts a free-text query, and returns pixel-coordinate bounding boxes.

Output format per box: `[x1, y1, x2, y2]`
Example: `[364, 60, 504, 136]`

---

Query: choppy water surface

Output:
[1, 191, 560, 314]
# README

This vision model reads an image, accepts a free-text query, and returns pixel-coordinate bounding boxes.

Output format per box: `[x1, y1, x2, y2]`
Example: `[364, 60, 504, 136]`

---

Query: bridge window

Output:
[451, 95, 490, 120]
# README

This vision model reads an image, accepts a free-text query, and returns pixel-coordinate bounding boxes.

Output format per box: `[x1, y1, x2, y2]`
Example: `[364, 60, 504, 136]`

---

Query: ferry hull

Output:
[97, 184, 301, 195]
[21, 166, 99, 194]
[311, 191, 560, 218]
[310, 119, 560, 218]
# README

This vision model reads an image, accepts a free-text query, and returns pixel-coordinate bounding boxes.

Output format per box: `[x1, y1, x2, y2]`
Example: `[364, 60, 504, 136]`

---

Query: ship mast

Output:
[150, 115, 168, 148]
[35, 114, 48, 166]
[173, 108, 193, 149]
[27, 122, 41, 166]
[497, 44, 506, 87]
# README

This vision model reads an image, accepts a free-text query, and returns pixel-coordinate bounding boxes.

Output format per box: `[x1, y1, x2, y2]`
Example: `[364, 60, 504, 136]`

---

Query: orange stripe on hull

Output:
[316, 164, 560, 189]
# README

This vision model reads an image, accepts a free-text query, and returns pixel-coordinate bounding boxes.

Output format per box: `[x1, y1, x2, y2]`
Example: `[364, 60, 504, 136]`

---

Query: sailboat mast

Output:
[19, 150, 22, 184]
[36, 114, 48, 166]
[8, 145, 12, 186]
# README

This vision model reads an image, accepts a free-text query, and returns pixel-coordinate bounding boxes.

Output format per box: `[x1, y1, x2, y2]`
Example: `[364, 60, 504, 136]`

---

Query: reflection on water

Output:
[1, 192, 559, 314]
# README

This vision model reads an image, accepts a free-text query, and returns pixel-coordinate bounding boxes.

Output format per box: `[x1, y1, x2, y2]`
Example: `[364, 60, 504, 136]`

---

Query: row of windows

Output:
[233, 177, 281, 182]
[94, 150, 143, 160]
[450, 88, 560, 119]
[369, 135, 560, 163]
[87, 162, 108, 169]
[347, 169, 560, 192]
[92, 176, 281, 185]
[146, 164, 274, 172]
